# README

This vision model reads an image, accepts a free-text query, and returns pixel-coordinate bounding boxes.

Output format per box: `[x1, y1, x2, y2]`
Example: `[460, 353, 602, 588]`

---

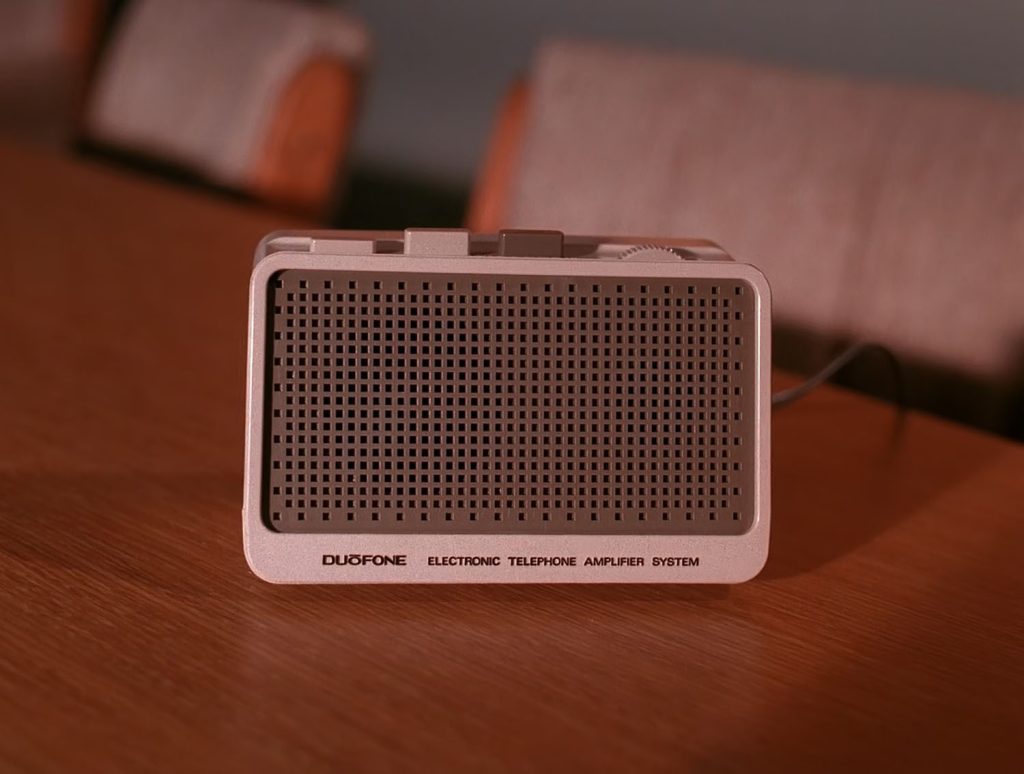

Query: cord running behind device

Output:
[244, 230, 771, 583]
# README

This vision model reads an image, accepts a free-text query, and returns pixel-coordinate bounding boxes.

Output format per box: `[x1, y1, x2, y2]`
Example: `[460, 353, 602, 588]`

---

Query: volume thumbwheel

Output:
[618, 245, 684, 261]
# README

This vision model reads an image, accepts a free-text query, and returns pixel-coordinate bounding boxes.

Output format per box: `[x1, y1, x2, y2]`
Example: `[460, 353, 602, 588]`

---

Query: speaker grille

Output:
[263, 271, 757, 534]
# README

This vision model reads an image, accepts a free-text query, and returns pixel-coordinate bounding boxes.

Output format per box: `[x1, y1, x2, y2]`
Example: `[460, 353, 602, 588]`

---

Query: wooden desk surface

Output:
[1, 143, 1022, 772]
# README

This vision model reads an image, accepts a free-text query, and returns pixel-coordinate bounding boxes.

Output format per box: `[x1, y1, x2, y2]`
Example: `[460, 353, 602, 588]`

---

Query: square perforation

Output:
[264, 271, 757, 534]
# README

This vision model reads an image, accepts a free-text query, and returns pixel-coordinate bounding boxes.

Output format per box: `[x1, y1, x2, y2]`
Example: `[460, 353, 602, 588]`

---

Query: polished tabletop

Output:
[1, 142, 1022, 772]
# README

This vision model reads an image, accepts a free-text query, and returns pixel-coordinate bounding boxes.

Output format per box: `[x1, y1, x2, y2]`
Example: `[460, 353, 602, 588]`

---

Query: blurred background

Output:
[2, 0, 1022, 437]
[349, 0, 1024, 220]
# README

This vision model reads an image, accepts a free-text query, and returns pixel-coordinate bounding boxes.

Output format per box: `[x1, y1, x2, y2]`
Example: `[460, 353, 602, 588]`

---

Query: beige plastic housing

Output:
[244, 230, 771, 583]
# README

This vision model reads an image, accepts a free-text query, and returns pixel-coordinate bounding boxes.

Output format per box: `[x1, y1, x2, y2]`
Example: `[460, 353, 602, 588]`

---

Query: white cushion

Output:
[85, 0, 368, 188]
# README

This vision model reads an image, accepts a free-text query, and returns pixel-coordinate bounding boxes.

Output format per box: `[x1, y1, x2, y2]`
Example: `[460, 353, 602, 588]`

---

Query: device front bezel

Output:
[243, 251, 771, 583]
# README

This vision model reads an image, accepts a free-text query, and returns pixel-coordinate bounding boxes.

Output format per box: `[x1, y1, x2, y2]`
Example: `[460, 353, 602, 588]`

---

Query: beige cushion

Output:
[504, 40, 1024, 384]
[84, 0, 367, 190]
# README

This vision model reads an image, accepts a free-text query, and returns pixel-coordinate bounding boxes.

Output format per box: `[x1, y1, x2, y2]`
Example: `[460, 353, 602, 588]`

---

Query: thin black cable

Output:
[772, 342, 907, 410]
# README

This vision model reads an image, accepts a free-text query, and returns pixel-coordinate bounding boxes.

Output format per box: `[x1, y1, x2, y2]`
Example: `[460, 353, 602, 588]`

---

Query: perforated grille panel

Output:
[263, 270, 758, 534]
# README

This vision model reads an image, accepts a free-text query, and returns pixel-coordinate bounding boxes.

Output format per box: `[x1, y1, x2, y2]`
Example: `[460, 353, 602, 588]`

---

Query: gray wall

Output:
[345, 0, 1024, 186]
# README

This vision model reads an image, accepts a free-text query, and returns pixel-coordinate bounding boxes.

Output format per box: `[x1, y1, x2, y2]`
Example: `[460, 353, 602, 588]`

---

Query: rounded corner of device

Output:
[737, 546, 770, 583]
[242, 503, 286, 584]
[249, 253, 283, 289]
[729, 530, 771, 583]
[254, 230, 295, 263]
[243, 535, 287, 584]
[736, 262, 772, 306]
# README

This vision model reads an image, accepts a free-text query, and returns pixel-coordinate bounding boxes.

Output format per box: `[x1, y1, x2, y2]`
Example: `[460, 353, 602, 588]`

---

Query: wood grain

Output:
[1, 142, 1022, 773]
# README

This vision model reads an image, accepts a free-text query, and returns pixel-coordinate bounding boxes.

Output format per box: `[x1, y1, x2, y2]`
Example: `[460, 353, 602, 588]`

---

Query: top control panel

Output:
[255, 229, 736, 265]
